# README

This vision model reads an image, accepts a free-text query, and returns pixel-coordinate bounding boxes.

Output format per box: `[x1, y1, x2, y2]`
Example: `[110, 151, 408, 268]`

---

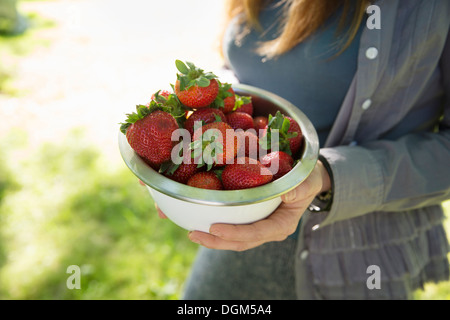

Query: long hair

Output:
[223, 0, 369, 59]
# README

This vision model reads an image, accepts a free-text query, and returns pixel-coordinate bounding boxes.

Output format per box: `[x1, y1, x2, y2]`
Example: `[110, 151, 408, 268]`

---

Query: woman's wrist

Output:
[308, 156, 334, 212]
[317, 159, 332, 195]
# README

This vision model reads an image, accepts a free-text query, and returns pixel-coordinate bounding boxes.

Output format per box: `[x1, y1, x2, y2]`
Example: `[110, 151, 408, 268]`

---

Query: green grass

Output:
[0, 4, 448, 300]
[0, 129, 198, 299]
[0, 129, 448, 299]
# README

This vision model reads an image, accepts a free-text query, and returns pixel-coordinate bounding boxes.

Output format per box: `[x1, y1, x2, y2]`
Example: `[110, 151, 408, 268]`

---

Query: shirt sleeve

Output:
[318, 29, 450, 227]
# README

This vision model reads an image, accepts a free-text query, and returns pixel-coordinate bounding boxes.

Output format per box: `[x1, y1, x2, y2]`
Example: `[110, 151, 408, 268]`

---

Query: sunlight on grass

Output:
[0, 129, 199, 299]
[0, 129, 449, 299]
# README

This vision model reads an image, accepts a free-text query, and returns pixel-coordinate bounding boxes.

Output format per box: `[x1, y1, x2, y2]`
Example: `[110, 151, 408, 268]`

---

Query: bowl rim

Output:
[118, 83, 319, 206]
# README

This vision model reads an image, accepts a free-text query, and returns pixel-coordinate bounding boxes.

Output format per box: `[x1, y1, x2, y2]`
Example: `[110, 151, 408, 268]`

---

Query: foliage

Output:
[0, 130, 199, 299]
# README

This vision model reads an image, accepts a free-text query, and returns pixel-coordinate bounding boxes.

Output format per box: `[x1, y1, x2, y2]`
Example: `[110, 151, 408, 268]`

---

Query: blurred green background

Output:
[0, 0, 449, 300]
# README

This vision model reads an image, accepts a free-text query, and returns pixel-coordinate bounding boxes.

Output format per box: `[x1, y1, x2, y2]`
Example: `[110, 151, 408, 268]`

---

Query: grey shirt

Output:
[184, 0, 450, 300]
[296, 0, 450, 298]
[221, 0, 450, 299]
[224, 1, 364, 146]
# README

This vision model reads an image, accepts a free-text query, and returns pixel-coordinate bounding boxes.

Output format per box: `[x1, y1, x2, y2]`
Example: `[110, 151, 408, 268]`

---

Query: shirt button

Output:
[366, 47, 378, 59]
[300, 250, 309, 260]
[362, 99, 372, 110]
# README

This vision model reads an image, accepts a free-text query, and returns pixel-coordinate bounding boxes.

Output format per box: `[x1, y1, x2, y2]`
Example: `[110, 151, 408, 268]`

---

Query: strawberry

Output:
[253, 116, 268, 132]
[164, 162, 201, 184]
[226, 111, 255, 131]
[187, 171, 223, 190]
[284, 116, 303, 156]
[260, 151, 294, 180]
[234, 95, 253, 116]
[192, 121, 239, 169]
[221, 157, 273, 190]
[235, 130, 260, 159]
[221, 86, 236, 114]
[174, 60, 219, 109]
[211, 81, 236, 114]
[121, 104, 180, 168]
[185, 107, 227, 137]
[150, 90, 171, 102]
[260, 111, 303, 156]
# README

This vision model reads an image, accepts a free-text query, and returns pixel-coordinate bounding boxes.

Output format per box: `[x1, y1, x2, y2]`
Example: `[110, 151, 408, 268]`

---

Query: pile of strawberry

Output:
[120, 60, 303, 191]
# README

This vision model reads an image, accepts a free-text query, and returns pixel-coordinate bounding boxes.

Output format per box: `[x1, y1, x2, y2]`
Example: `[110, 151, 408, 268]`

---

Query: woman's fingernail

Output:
[284, 189, 296, 202]
[209, 227, 222, 238]
[188, 232, 201, 245]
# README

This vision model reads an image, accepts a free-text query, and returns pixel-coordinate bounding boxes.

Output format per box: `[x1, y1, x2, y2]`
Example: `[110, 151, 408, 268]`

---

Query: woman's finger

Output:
[208, 200, 306, 245]
[154, 203, 168, 219]
[188, 230, 265, 251]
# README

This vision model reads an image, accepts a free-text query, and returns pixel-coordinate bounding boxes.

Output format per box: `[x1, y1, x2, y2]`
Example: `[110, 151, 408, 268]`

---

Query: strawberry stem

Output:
[119, 93, 186, 134]
[259, 111, 298, 155]
[175, 59, 217, 91]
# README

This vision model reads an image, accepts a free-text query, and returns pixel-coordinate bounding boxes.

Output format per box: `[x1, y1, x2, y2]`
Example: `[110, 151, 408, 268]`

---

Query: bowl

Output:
[118, 83, 319, 233]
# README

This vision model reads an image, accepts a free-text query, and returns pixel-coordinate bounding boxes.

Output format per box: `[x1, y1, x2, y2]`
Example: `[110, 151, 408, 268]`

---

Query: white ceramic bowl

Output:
[118, 83, 319, 233]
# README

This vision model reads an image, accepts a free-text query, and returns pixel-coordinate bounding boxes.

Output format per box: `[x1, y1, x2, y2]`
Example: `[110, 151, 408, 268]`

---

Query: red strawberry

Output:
[238, 102, 253, 116]
[187, 171, 223, 190]
[145, 90, 171, 107]
[260, 111, 303, 156]
[234, 95, 253, 116]
[211, 82, 236, 113]
[165, 162, 201, 184]
[253, 116, 268, 132]
[226, 111, 255, 131]
[185, 107, 227, 136]
[192, 121, 239, 169]
[235, 130, 259, 159]
[174, 60, 219, 109]
[285, 117, 303, 156]
[222, 87, 236, 113]
[260, 151, 294, 180]
[222, 157, 273, 190]
[121, 105, 179, 168]
[150, 90, 171, 102]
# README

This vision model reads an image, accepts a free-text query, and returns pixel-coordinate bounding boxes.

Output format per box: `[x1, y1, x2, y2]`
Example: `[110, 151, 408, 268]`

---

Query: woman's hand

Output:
[187, 160, 331, 251]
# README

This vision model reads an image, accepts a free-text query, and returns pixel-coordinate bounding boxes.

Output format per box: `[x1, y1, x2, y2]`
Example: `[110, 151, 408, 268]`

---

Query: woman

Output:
[181, 0, 450, 299]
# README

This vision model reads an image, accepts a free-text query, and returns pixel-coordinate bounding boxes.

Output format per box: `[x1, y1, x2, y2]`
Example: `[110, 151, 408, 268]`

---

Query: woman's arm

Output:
[188, 26, 450, 251]
[319, 33, 450, 226]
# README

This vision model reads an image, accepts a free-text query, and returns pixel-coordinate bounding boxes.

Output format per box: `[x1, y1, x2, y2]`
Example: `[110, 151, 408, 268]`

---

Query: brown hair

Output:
[224, 0, 369, 59]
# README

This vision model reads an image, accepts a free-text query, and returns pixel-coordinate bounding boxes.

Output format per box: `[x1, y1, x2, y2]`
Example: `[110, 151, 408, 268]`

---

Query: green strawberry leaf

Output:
[233, 95, 252, 111]
[206, 162, 214, 172]
[175, 59, 218, 91]
[175, 60, 189, 75]
[281, 118, 291, 134]
[213, 167, 224, 180]
[213, 114, 222, 123]
[120, 92, 187, 135]
[119, 104, 153, 134]
[286, 132, 298, 139]
[210, 81, 232, 109]
[185, 61, 196, 70]
[196, 77, 210, 88]
[120, 123, 130, 135]
[259, 111, 295, 155]
[158, 161, 173, 174]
